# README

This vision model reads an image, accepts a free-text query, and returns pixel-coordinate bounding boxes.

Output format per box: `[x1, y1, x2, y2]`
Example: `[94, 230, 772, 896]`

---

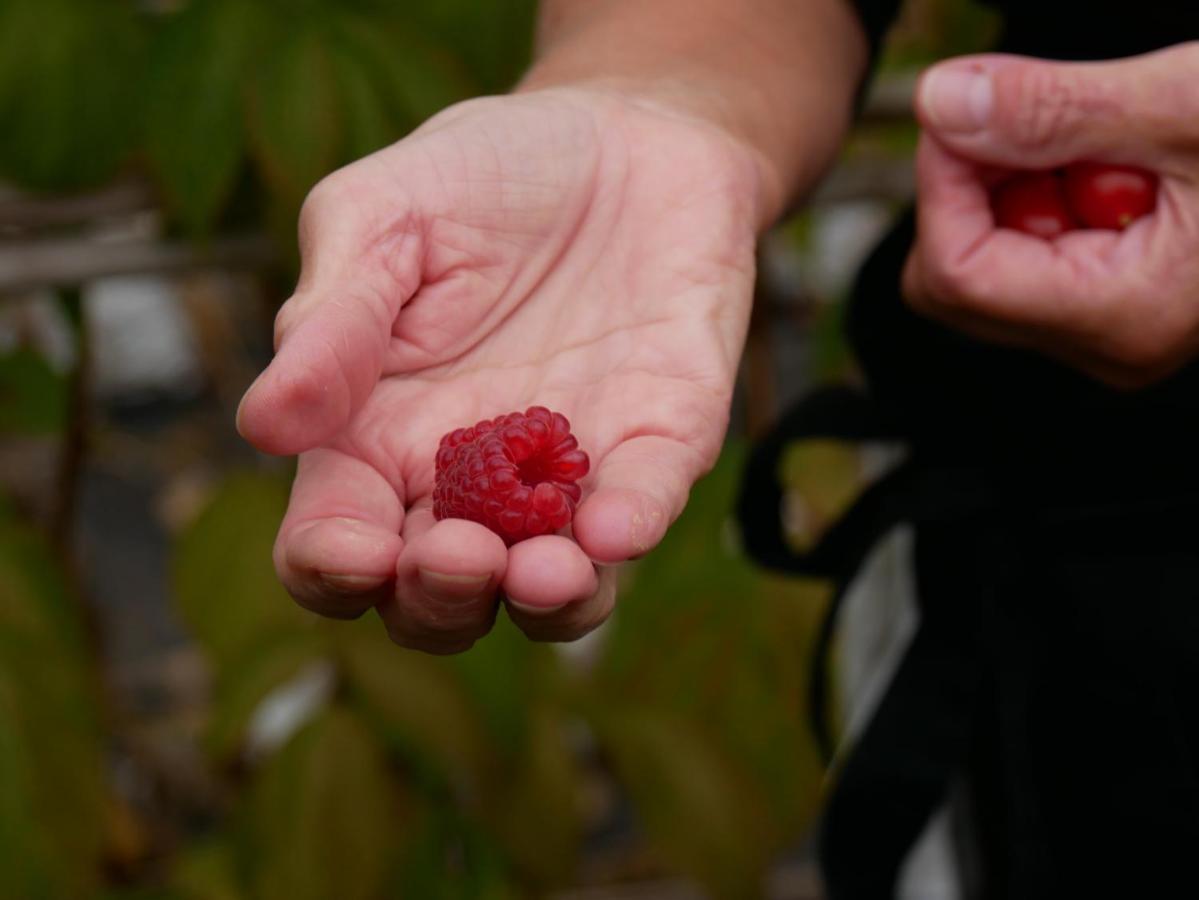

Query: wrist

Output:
[514, 71, 787, 228]
[516, 0, 867, 228]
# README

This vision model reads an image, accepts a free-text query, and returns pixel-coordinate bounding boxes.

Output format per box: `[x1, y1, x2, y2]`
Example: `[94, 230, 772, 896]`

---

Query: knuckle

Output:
[1136, 44, 1199, 147]
[272, 301, 300, 350]
[1103, 328, 1186, 385]
[914, 254, 973, 309]
[996, 65, 1106, 151]
[299, 174, 343, 226]
[1089, 289, 1193, 385]
[297, 173, 351, 250]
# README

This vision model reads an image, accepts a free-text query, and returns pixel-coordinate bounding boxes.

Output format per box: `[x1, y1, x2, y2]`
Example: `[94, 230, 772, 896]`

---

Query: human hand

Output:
[903, 43, 1199, 388]
[236, 88, 762, 652]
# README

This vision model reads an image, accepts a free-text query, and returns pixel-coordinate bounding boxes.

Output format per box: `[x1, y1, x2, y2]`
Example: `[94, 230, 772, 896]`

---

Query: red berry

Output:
[432, 406, 590, 545]
[1063, 162, 1157, 230]
[991, 171, 1077, 238]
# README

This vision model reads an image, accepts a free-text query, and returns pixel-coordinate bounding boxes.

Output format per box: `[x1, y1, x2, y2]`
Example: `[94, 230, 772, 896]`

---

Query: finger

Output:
[915, 45, 1199, 170]
[237, 174, 425, 456]
[572, 435, 706, 564]
[275, 448, 405, 619]
[909, 134, 1113, 331]
[504, 537, 615, 643]
[377, 515, 508, 653]
[908, 160, 1180, 385]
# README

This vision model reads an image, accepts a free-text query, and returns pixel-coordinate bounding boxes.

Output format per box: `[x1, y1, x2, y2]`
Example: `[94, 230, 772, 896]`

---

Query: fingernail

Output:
[920, 65, 992, 133]
[418, 568, 491, 601]
[319, 572, 385, 593]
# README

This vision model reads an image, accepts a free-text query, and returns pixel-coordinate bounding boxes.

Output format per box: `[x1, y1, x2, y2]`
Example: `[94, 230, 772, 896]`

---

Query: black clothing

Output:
[743, 2, 1199, 896]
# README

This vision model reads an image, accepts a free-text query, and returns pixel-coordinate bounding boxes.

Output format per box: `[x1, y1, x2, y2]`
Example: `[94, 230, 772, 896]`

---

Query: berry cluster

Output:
[432, 407, 590, 545]
[991, 162, 1157, 238]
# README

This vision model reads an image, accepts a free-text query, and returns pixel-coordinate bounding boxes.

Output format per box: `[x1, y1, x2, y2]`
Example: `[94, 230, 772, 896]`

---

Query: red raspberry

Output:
[991, 171, 1077, 238]
[1063, 162, 1157, 230]
[432, 406, 590, 545]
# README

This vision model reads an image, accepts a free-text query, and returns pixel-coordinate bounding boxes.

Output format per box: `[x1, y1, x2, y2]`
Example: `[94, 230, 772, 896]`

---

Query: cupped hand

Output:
[236, 88, 762, 652]
[903, 42, 1199, 388]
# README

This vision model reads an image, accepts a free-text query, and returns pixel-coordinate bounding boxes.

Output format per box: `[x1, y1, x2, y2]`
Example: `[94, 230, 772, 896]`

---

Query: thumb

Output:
[237, 177, 423, 456]
[914, 44, 1199, 169]
[237, 283, 396, 456]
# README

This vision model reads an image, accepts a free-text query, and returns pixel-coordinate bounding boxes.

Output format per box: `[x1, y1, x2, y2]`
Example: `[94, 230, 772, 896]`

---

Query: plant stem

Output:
[51, 287, 88, 554]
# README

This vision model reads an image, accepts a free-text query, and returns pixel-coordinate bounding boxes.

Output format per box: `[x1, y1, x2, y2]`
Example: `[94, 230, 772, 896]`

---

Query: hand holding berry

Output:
[903, 43, 1199, 387]
[433, 407, 589, 545]
[236, 89, 762, 653]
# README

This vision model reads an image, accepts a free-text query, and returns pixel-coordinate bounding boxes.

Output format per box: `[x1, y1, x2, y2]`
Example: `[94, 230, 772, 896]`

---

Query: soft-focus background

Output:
[0, 1, 996, 897]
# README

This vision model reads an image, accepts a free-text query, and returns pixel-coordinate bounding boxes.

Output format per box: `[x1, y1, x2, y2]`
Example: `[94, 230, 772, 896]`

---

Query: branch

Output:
[809, 159, 915, 206]
[860, 72, 917, 122]
[0, 234, 278, 293]
[0, 177, 157, 230]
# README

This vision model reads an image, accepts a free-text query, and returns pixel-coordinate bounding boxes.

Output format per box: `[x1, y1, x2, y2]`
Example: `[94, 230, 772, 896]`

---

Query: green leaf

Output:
[0, 504, 81, 647]
[207, 627, 325, 759]
[145, 0, 263, 234]
[592, 707, 776, 900]
[392, 804, 521, 900]
[0, 0, 145, 189]
[246, 24, 340, 206]
[591, 446, 830, 851]
[487, 706, 582, 888]
[171, 836, 245, 900]
[173, 470, 317, 669]
[0, 348, 67, 436]
[339, 623, 490, 785]
[808, 298, 853, 380]
[0, 691, 48, 900]
[246, 707, 399, 900]
[0, 512, 106, 899]
[400, 0, 536, 94]
[450, 611, 561, 759]
[325, 40, 397, 163]
[327, 13, 474, 131]
[597, 447, 761, 686]
[779, 439, 864, 553]
[380, 34, 475, 127]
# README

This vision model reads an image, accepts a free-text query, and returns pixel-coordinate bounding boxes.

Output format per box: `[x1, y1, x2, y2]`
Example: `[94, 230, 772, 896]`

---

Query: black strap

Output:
[819, 522, 998, 899]
[736, 384, 903, 579]
[742, 384, 1199, 896]
[737, 385, 1004, 897]
[736, 385, 999, 761]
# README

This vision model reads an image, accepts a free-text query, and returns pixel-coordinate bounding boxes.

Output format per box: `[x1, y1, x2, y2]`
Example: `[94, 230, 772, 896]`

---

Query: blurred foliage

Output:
[0, 347, 68, 434]
[168, 470, 585, 897]
[0, 0, 533, 241]
[0, 501, 106, 899]
[584, 447, 831, 897]
[0, 0, 145, 190]
[878, 0, 1000, 69]
[0, 448, 841, 897]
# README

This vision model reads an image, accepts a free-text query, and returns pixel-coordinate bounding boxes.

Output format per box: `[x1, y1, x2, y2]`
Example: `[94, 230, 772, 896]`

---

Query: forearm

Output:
[518, 0, 869, 225]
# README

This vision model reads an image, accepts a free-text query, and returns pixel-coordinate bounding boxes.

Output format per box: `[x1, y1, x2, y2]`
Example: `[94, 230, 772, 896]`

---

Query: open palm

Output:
[238, 88, 762, 652]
